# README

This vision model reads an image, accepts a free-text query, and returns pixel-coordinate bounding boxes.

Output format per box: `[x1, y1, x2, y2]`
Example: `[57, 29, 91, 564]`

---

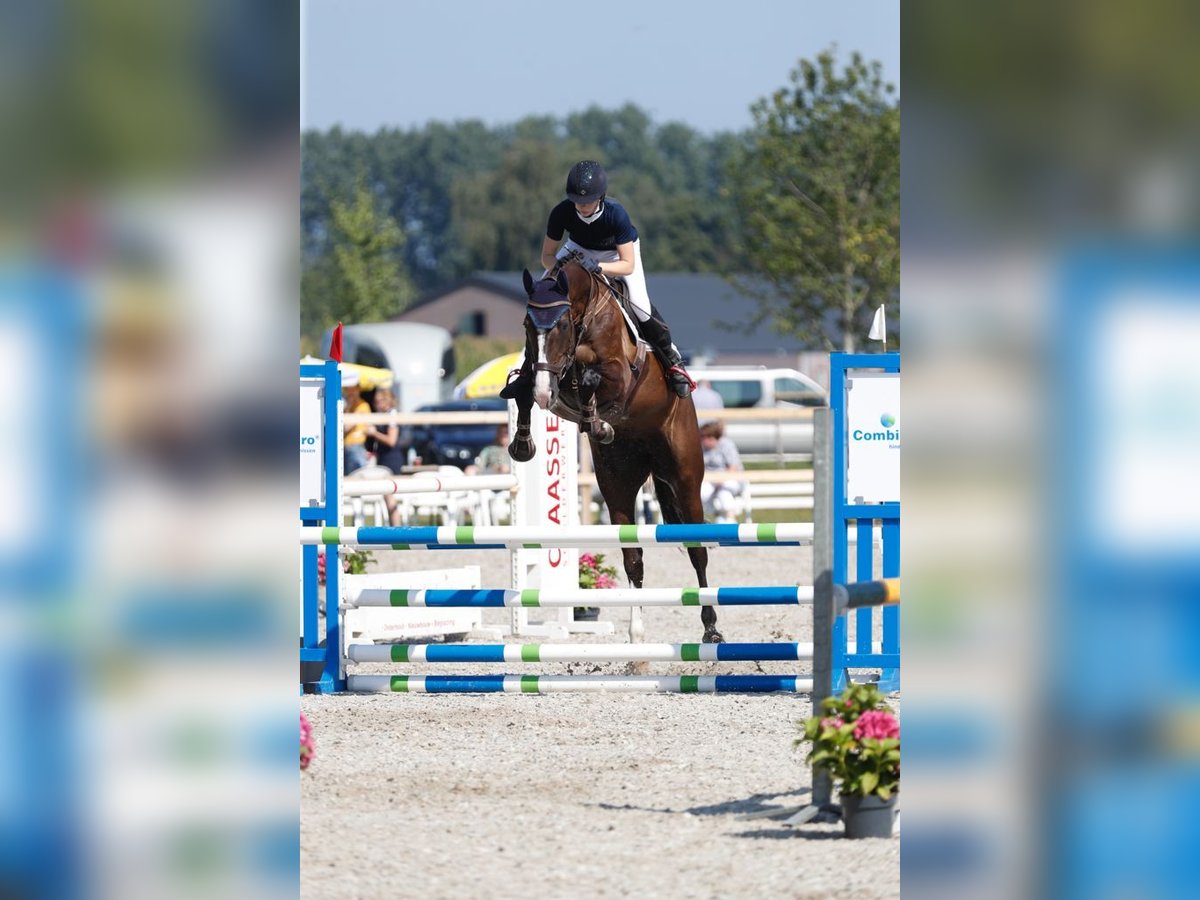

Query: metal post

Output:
[811, 406, 834, 809]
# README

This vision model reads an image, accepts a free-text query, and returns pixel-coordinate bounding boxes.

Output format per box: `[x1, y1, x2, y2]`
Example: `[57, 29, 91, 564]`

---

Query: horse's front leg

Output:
[507, 379, 536, 463]
[578, 367, 614, 444]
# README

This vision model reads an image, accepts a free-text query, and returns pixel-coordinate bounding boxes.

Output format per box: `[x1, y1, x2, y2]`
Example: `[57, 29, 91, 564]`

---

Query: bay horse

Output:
[506, 259, 723, 643]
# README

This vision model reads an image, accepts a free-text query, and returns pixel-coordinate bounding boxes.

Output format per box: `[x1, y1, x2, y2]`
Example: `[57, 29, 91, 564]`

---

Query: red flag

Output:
[329, 322, 344, 362]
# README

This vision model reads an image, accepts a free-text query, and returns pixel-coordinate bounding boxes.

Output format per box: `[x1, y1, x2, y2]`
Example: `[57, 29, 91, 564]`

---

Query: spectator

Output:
[475, 423, 512, 475]
[691, 379, 725, 426]
[364, 387, 407, 473]
[364, 386, 408, 525]
[699, 420, 745, 524]
[341, 368, 370, 473]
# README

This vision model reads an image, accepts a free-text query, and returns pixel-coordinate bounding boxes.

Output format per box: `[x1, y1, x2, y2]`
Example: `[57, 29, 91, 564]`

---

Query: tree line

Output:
[302, 50, 898, 352]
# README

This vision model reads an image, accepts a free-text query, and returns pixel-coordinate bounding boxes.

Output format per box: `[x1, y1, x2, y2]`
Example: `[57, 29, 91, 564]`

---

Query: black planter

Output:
[841, 792, 897, 839]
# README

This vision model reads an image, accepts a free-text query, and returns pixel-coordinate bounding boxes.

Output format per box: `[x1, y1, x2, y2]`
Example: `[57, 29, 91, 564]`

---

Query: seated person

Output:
[361, 386, 408, 525]
[341, 369, 370, 473]
[475, 424, 512, 475]
[699, 420, 745, 524]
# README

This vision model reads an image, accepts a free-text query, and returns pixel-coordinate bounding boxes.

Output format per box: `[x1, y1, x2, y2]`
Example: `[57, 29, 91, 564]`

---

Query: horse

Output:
[505, 259, 724, 643]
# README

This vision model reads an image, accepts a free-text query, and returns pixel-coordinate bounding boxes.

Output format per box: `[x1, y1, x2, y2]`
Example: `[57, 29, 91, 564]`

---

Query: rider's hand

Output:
[578, 255, 601, 274]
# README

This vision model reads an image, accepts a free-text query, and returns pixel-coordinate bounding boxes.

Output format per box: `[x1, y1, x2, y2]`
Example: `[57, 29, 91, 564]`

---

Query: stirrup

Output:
[498, 368, 531, 399]
[667, 365, 695, 397]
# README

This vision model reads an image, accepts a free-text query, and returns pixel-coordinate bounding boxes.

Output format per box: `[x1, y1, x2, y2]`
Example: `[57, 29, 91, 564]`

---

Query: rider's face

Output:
[573, 199, 600, 217]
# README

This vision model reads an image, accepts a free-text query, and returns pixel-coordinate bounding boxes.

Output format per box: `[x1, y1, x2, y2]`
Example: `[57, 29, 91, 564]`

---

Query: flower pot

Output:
[841, 792, 897, 839]
[573, 607, 600, 621]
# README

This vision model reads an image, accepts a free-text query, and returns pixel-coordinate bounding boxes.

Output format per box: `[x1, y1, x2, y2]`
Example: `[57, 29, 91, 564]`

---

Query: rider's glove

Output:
[577, 255, 601, 274]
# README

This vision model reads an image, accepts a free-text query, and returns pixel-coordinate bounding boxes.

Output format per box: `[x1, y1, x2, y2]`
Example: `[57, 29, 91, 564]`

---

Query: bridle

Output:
[527, 264, 610, 381]
[528, 295, 576, 379]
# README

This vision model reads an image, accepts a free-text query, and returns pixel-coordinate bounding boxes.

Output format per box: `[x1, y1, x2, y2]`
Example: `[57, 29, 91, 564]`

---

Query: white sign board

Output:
[300, 379, 325, 507]
[845, 372, 900, 504]
[1093, 296, 1200, 553]
[343, 567, 483, 642]
[512, 404, 579, 589]
[0, 318, 40, 554]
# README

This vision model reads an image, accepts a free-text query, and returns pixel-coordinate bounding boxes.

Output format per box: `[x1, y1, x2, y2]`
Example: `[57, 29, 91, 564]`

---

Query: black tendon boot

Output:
[639, 312, 695, 398]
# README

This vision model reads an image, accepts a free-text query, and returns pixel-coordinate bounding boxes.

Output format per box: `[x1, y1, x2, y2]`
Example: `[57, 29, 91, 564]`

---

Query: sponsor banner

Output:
[300, 380, 325, 506]
[511, 404, 579, 588]
[846, 372, 900, 503]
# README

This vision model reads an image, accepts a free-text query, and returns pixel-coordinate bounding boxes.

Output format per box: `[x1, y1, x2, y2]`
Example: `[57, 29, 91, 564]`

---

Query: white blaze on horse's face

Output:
[534, 333, 553, 409]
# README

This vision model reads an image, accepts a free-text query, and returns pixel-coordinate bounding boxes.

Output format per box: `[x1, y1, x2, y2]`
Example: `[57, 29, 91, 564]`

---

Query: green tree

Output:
[450, 138, 578, 272]
[302, 179, 416, 340]
[729, 50, 899, 351]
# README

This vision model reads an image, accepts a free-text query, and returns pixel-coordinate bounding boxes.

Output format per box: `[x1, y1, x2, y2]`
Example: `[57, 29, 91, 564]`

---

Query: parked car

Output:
[688, 366, 827, 457]
[407, 398, 508, 467]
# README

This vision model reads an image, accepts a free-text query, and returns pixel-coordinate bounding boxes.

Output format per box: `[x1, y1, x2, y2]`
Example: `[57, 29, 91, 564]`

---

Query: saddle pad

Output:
[604, 277, 640, 342]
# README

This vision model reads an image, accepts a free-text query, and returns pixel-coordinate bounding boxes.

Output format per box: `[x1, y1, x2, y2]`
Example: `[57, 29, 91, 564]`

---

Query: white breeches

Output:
[555, 238, 652, 322]
[700, 479, 745, 520]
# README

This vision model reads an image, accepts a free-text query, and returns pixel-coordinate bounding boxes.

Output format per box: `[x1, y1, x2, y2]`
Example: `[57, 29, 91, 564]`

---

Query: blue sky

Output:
[302, 0, 899, 135]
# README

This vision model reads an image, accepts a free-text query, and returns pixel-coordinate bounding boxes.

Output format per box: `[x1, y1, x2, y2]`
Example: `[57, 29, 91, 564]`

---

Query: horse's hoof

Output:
[507, 436, 535, 463]
[703, 629, 725, 644]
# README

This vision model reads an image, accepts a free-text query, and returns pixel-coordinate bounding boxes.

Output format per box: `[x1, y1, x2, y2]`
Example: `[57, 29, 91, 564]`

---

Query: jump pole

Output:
[347, 674, 815, 694]
[507, 402, 613, 638]
[345, 585, 814, 607]
[300, 523, 814, 547]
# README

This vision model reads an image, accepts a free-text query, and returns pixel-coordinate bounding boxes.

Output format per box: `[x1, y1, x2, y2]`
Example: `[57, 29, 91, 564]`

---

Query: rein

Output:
[530, 265, 625, 381]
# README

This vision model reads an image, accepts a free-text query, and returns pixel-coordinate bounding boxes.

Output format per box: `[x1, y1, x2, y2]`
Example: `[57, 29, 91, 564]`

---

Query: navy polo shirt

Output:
[546, 198, 638, 251]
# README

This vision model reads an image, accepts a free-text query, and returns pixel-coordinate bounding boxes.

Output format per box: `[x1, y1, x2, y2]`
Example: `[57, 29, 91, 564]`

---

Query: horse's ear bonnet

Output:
[524, 270, 572, 330]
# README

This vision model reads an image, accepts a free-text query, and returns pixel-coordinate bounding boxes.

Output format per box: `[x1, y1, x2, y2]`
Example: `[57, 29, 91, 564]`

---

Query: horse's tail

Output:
[652, 475, 683, 525]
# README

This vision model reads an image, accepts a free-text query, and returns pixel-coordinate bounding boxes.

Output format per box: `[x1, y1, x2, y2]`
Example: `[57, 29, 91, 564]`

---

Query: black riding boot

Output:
[639, 312, 694, 398]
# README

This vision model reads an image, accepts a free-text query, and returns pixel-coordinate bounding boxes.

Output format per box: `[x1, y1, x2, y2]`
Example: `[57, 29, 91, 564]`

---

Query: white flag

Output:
[868, 304, 887, 345]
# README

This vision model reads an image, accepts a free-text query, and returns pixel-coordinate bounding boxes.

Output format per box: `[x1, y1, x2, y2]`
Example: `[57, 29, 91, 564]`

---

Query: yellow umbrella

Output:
[454, 352, 524, 399]
[334, 361, 394, 390]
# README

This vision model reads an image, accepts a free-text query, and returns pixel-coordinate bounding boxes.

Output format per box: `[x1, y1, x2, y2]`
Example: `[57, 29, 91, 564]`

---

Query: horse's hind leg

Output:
[654, 473, 722, 644]
[692, 546, 721, 643]
[594, 453, 649, 644]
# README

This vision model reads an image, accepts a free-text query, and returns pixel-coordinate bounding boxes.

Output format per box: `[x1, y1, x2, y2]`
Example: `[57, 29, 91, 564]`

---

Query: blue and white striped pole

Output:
[301, 522, 813, 548]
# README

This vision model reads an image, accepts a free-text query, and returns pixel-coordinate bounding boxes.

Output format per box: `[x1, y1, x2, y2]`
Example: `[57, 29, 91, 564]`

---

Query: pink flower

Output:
[821, 716, 845, 731]
[595, 574, 617, 589]
[580, 553, 596, 567]
[853, 709, 899, 741]
[301, 712, 315, 771]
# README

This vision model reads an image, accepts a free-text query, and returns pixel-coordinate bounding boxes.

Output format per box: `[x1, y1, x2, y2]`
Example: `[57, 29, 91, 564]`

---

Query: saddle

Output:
[590, 274, 652, 413]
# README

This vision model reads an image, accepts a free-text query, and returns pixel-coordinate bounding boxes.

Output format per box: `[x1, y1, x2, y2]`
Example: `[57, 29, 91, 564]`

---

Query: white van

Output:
[320, 322, 456, 412]
[688, 366, 826, 456]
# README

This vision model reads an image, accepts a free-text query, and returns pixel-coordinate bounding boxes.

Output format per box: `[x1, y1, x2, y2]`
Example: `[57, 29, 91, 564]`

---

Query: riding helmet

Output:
[565, 160, 607, 204]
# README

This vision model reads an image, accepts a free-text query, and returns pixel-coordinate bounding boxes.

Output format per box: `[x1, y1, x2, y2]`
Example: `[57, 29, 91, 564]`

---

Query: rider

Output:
[501, 160, 695, 399]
